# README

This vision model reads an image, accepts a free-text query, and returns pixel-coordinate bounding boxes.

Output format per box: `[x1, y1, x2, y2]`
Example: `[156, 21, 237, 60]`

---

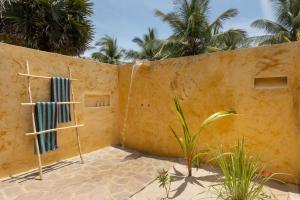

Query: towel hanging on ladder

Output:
[34, 102, 58, 154]
[51, 77, 72, 123]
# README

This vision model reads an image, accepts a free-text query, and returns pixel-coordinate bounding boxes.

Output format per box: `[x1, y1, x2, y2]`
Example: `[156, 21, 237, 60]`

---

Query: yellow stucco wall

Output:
[119, 42, 300, 183]
[1, 42, 300, 184]
[0, 43, 120, 177]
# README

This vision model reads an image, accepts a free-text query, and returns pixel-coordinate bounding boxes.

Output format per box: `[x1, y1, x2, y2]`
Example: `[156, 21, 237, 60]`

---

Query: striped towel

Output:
[34, 102, 58, 154]
[51, 77, 71, 123]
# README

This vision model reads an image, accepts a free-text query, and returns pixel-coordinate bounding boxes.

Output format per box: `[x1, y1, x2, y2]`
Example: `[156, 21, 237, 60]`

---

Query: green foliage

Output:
[0, 0, 15, 12]
[0, 0, 94, 56]
[210, 29, 248, 51]
[251, 0, 300, 45]
[126, 28, 164, 61]
[171, 96, 236, 176]
[155, 0, 247, 58]
[91, 35, 124, 64]
[157, 168, 172, 199]
[214, 139, 274, 200]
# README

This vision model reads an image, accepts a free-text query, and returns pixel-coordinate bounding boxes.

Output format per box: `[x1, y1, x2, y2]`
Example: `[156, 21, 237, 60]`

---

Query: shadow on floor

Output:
[113, 144, 183, 164]
[265, 179, 300, 194]
[120, 147, 300, 198]
[1, 160, 79, 183]
[170, 165, 223, 199]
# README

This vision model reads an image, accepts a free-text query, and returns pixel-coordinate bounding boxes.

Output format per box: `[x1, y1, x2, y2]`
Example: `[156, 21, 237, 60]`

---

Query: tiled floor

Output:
[0, 146, 299, 200]
[0, 146, 173, 200]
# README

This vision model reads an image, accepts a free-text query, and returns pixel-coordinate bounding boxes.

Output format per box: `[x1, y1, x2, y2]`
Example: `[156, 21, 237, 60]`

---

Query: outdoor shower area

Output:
[0, 42, 300, 198]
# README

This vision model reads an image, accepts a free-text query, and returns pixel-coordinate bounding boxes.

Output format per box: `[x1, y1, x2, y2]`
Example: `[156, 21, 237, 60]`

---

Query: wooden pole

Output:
[18, 73, 78, 81]
[26, 124, 84, 136]
[68, 67, 84, 164]
[21, 102, 81, 106]
[26, 60, 43, 180]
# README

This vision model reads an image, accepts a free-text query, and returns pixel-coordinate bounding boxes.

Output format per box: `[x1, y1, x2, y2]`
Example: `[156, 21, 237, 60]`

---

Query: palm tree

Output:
[0, 0, 94, 56]
[0, 0, 15, 13]
[155, 0, 246, 57]
[251, 0, 300, 45]
[91, 35, 124, 64]
[126, 28, 163, 61]
[210, 29, 248, 51]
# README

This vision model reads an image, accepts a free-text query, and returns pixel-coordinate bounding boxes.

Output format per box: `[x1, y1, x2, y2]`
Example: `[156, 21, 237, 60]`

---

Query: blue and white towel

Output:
[51, 77, 71, 123]
[35, 102, 58, 154]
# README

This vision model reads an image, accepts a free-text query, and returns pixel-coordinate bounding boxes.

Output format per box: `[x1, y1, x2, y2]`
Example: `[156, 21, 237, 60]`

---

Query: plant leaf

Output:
[170, 127, 186, 155]
[192, 149, 210, 161]
[194, 110, 236, 140]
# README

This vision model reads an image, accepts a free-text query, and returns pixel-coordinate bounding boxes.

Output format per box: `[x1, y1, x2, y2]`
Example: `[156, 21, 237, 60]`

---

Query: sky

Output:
[84, 0, 275, 56]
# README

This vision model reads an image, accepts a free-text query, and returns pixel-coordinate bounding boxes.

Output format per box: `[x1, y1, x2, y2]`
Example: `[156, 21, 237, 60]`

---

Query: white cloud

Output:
[260, 0, 274, 20]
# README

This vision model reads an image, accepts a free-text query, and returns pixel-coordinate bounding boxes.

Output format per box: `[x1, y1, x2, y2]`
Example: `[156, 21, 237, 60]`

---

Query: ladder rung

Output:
[18, 73, 78, 81]
[25, 124, 84, 136]
[21, 102, 81, 106]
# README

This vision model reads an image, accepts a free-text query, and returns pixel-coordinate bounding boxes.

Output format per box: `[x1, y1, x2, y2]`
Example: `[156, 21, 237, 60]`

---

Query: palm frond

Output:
[132, 37, 144, 47]
[246, 35, 276, 45]
[92, 35, 123, 64]
[125, 49, 140, 60]
[128, 27, 163, 61]
[155, 10, 185, 34]
[210, 8, 239, 34]
[155, 0, 240, 56]
[206, 46, 222, 52]
[1, 0, 94, 55]
[91, 52, 106, 61]
[210, 29, 247, 50]
[170, 127, 186, 155]
[251, 19, 288, 34]
[195, 110, 236, 139]
[252, 0, 300, 43]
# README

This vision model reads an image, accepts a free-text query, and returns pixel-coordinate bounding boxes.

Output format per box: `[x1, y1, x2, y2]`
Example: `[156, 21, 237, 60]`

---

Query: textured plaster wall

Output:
[0, 43, 120, 178]
[1, 42, 300, 184]
[119, 42, 300, 183]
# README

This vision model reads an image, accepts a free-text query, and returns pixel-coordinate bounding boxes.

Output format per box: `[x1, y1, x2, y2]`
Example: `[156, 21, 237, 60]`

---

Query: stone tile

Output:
[289, 193, 300, 200]
[14, 191, 46, 200]
[0, 146, 298, 200]
[111, 191, 131, 200]
[0, 191, 6, 200]
[88, 187, 111, 200]
[72, 193, 89, 200]
[3, 185, 25, 199]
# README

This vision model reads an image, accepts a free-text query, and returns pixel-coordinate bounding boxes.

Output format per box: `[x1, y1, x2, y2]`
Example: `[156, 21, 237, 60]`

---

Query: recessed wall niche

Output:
[254, 76, 288, 89]
[84, 94, 110, 108]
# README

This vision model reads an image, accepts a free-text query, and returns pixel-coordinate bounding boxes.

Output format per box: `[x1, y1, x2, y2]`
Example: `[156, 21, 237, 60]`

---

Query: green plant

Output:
[214, 138, 274, 200]
[171, 96, 236, 176]
[126, 28, 164, 61]
[1, 0, 94, 56]
[155, 0, 247, 58]
[157, 168, 172, 199]
[251, 0, 300, 45]
[91, 35, 125, 64]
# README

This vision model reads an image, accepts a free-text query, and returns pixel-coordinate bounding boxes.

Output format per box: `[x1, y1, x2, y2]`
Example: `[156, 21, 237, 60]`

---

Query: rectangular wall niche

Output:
[254, 76, 288, 89]
[84, 94, 110, 107]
